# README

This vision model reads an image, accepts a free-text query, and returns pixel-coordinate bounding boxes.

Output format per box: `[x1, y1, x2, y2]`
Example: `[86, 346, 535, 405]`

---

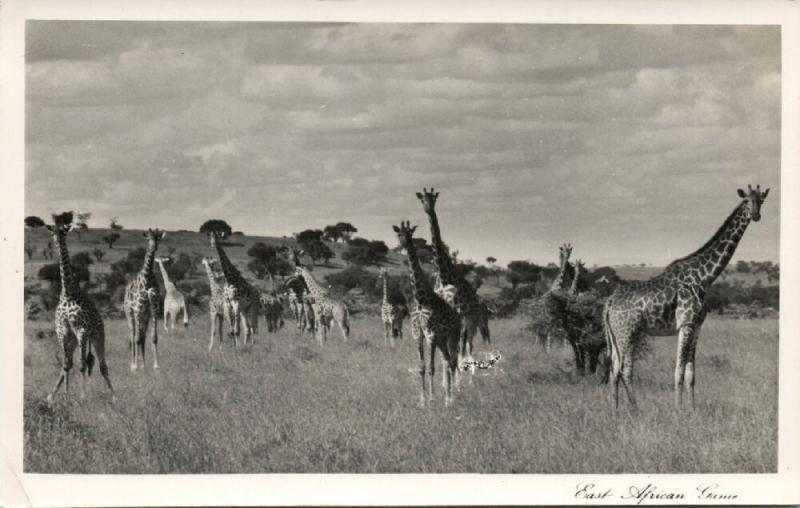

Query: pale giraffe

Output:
[209, 231, 261, 346]
[45, 212, 114, 402]
[154, 257, 189, 333]
[201, 257, 233, 352]
[378, 266, 405, 347]
[393, 221, 462, 407]
[416, 188, 490, 370]
[604, 185, 770, 409]
[123, 229, 165, 371]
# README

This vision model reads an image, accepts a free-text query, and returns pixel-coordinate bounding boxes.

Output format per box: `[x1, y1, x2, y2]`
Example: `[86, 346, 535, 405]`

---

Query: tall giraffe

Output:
[154, 257, 189, 333]
[209, 231, 261, 346]
[605, 185, 770, 409]
[45, 212, 114, 402]
[293, 263, 350, 344]
[416, 188, 491, 367]
[393, 221, 462, 407]
[378, 266, 405, 347]
[201, 257, 233, 351]
[124, 229, 165, 371]
[537, 244, 574, 353]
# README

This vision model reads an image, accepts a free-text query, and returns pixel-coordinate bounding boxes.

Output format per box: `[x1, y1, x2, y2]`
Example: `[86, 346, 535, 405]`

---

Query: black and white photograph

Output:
[2, 0, 799, 505]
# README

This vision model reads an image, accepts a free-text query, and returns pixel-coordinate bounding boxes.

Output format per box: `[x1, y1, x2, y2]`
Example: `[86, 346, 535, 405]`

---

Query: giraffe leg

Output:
[164, 308, 170, 333]
[427, 336, 436, 402]
[674, 326, 693, 408]
[75, 330, 89, 400]
[620, 351, 637, 408]
[415, 325, 426, 408]
[91, 330, 114, 402]
[208, 311, 217, 352]
[48, 324, 75, 402]
[151, 312, 160, 370]
[127, 310, 137, 371]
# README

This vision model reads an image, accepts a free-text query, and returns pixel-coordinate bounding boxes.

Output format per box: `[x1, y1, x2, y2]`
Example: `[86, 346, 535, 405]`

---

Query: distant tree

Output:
[73, 212, 91, 239]
[247, 242, 284, 279]
[486, 256, 497, 266]
[585, 266, 620, 297]
[295, 229, 325, 247]
[103, 232, 120, 249]
[735, 260, 751, 274]
[92, 247, 105, 262]
[24, 239, 34, 261]
[323, 225, 341, 243]
[342, 237, 388, 266]
[110, 217, 124, 230]
[199, 219, 232, 238]
[165, 252, 195, 282]
[305, 240, 335, 265]
[506, 260, 541, 290]
[25, 216, 45, 228]
[335, 222, 358, 242]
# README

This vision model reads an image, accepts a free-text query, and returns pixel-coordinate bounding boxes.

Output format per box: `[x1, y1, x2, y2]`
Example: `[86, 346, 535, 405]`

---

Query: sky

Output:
[25, 22, 780, 267]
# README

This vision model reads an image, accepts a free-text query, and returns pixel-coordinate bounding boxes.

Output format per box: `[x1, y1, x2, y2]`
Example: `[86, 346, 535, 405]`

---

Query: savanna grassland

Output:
[24, 310, 777, 473]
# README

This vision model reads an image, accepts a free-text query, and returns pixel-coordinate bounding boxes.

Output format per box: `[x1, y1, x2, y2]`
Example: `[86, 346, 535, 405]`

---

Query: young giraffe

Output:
[537, 243, 575, 352]
[393, 221, 462, 407]
[416, 188, 491, 369]
[45, 212, 114, 402]
[124, 229, 165, 371]
[154, 257, 189, 333]
[604, 185, 770, 409]
[209, 231, 261, 346]
[378, 266, 405, 347]
[201, 257, 233, 351]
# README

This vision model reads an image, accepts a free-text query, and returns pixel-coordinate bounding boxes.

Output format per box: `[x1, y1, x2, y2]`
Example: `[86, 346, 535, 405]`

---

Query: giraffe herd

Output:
[39, 185, 769, 412]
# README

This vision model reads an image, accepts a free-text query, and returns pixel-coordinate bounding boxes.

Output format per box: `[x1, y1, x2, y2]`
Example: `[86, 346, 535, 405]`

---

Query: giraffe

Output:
[537, 243, 575, 353]
[378, 266, 405, 347]
[201, 257, 233, 352]
[283, 247, 314, 335]
[393, 221, 462, 407]
[209, 231, 261, 346]
[259, 272, 285, 333]
[293, 263, 350, 344]
[416, 188, 490, 370]
[45, 212, 114, 402]
[154, 257, 189, 333]
[604, 185, 770, 409]
[124, 228, 165, 371]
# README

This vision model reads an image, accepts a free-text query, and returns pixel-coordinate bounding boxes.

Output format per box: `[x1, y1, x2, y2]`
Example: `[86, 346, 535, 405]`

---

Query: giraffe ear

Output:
[762, 188, 770, 199]
[737, 188, 747, 198]
[45, 224, 55, 233]
[392, 225, 400, 233]
[159, 231, 166, 240]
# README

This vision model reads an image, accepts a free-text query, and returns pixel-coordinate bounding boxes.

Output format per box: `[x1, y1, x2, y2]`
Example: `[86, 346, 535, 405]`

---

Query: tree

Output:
[103, 232, 120, 249]
[486, 256, 497, 266]
[92, 247, 105, 262]
[25, 216, 45, 228]
[200, 219, 232, 238]
[335, 222, 357, 242]
[323, 225, 341, 243]
[506, 260, 541, 290]
[247, 242, 286, 279]
[342, 237, 388, 266]
[735, 260, 751, 274]
[73, 212, 91, 239]
[295, 229, 324, 247]
[305, 240, 335, 265]
[110, 217, 124, 230]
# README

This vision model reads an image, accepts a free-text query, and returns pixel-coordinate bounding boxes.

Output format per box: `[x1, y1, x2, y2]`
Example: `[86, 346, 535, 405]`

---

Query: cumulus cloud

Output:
[25, 22, 780, 266]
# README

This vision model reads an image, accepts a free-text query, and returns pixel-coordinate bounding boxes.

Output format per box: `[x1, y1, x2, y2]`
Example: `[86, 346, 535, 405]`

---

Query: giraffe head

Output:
[559, 243, 572, 264]
[45, 211, 75, 237]
[155, 256, 171, 265]
[201, 256, 217, 269]
[378, 266, 388, 278]
[143, 228, 166, 248]
[737, 184, 770, 222]
[206, 230, 227, 247]
[392, 221, 418, 249]
[415, 187, 440, 215]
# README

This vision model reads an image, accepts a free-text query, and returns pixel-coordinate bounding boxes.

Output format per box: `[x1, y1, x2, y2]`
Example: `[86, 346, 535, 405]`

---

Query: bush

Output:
[102, 232, 120, 249]
[342, 237, 388, 266]
[506, 260, 541, 290]
[25, 216, 45, 228]
[247, 242, 292, 279]
[305, 240, 334, 265]
[166, 253, 196, 282]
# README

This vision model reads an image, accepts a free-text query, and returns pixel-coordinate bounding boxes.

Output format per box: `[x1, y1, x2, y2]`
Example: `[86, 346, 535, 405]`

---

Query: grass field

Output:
[23, 312, 777, 474]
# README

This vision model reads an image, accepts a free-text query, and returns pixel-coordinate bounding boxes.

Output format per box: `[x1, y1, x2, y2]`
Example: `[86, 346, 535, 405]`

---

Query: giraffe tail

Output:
[86, 341, 95, 377]
[182, 300, 189, 327]
[603, 304, 620, 374]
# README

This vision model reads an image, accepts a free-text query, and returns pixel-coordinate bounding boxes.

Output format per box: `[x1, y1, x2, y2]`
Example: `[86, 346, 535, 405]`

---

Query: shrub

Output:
[506, 260, 541, 290]
[342, 237, 388, 266]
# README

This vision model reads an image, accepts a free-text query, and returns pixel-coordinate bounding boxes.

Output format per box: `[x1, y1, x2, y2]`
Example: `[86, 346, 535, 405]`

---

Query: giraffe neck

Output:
[213, 237, 245, 286]
[424, 207, 458, 285]
[569, 264, 581, 295]
[53, 230, 80, 296]
[666, 200, 752, 286]
[299, 267, 328, 299]
[156, 260, 177, 291]
[139, 242, 157, 283]
[550, 254, 569, 292]
[404, 238, 436, 304]
[202, 262, 219, 288]
[382, 272, 389, 305]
